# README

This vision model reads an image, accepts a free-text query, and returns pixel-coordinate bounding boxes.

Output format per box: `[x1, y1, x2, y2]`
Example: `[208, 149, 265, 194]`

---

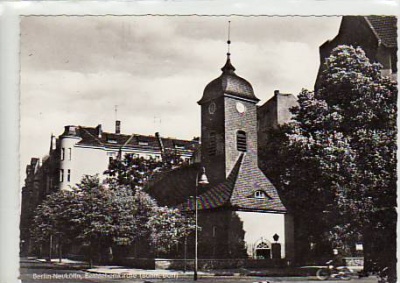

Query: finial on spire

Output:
[221, 20, 235, 73]
[227, 21, 231, 57]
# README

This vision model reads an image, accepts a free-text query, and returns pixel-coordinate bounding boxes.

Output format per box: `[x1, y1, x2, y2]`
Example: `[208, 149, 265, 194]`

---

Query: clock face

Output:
[236, 102, 246, 114]
[208, 102, 216, 114]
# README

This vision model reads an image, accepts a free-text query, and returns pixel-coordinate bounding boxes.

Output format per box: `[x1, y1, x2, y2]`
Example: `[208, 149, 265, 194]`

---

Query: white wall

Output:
[236, 211, 286, 258]
[59, 136, 81, 190]
[60, 144, 164, 190]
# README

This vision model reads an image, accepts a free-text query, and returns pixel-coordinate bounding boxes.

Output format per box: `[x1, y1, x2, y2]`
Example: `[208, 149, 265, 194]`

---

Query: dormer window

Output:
[237, 130, 247, 152]
[254, 190, 266, 199]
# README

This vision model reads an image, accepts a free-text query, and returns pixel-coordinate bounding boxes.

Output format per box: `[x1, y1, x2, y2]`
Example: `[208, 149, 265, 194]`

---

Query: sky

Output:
[20, 15, 341, 187]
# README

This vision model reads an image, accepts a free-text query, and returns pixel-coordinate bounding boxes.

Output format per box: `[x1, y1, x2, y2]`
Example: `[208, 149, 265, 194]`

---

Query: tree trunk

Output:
[58, 235, 62, 263]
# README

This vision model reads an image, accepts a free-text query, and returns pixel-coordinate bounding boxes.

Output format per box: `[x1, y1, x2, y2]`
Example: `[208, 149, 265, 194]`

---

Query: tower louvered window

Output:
[237, 130, 247, 152]
[208, 132, 216, 156]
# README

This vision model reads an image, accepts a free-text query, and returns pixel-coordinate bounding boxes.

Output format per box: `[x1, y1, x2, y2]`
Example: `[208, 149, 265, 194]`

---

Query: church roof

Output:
[365, 16, 397, 48]
[149, 154, 286, 213]
[198, 56, 259, 104]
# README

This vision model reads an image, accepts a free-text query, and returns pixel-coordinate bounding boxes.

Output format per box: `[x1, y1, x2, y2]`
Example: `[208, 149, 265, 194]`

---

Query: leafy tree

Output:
[261, 45, 396, 278]
[104, 153, 186, 192]
[31, 189, 78, 259]
[32, 152, 194, 264]
[31, 175, 140, 266]
[147, 206, 195, 253]
[70, 175, 140, 266]
[104, 154, 194, 255]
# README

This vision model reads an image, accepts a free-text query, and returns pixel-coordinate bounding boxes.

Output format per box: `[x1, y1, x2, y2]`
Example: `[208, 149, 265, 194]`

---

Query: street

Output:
[20, 258, 379, 283]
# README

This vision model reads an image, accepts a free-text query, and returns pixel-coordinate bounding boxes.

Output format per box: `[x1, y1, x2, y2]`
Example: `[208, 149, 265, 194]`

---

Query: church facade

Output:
[149, 54, 294, 261]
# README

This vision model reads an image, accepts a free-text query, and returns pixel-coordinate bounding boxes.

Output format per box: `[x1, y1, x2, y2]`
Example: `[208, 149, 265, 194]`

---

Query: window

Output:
[68, 148, 72, 160]
[208, 132, 216, 156]
[237, 131, 247, 152]
[67, 169, 71, 182]
[60, 169, 64, 182]
[61, 148, 65, 160]
[254, 190, 265, 199]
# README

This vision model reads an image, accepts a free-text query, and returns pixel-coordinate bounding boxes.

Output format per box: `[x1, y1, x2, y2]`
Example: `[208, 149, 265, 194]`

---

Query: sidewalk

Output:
[34, 258, 325, 278]
[85, 265, 319, 278]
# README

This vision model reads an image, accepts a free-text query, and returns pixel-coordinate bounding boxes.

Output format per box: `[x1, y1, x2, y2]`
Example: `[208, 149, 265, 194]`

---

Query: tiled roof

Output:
[149, 154, 286, 213]
[366, 16, 397, 48]
[198, 57, 259, 104]
[229, 154, 286, 212]
[61, 125, 199, 153]
[148, 163, 203, 206]
[180, 155, 243, 211]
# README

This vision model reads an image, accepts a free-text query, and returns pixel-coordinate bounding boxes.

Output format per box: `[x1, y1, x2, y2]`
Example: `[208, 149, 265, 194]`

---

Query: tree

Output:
[261, 45, 396, 279]
[31, 189, 78, 260]
[70, 175, 141, 266]
[32, 152, 194, 264]
[147, 206, 195, 254]
[31, 175, 140, 266]
[104, 153, 194, 255]
[104, 153, 186, 192]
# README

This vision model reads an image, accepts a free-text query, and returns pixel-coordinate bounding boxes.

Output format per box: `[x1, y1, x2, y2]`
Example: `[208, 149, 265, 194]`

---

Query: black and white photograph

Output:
[8, 6, 397, 283]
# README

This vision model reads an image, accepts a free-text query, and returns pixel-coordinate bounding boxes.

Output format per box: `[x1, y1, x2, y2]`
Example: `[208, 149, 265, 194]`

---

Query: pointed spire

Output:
[221, 21, 236, 73]
[227, 20, 231, 56]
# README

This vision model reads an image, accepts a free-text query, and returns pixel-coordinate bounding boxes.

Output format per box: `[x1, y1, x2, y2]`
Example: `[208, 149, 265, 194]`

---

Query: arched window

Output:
[208, 132, 216, 156]
[237, 130, 247, 152]
[255, 240, 272, 259]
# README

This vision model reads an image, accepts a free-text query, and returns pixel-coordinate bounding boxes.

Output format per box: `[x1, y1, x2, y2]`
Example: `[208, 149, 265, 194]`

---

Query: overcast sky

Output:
[20, 15, 341, 186]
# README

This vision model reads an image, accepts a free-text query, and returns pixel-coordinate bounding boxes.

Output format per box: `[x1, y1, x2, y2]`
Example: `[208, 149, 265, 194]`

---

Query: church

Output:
[148, 51, 294, 262]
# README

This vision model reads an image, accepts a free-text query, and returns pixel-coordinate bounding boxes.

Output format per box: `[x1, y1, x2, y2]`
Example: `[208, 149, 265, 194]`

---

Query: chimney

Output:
[96, 124, 102, 138]
[155, 132, 165, 155]
[50, 134, 57, 152]
[115, 120, 121, 134]
[274, 89, 280, 96]
[63, 125, 77, 136]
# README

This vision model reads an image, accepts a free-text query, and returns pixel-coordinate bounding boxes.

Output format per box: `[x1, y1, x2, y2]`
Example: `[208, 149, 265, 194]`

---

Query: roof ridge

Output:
[176, 157, 244, 211]
[77, 125, 198, 145]
[364, 16, 382, 45]
[225, 153, 245, 202]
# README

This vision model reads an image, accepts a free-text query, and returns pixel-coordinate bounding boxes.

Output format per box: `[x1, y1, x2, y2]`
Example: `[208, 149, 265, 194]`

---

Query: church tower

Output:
[198, 53, 260, 185]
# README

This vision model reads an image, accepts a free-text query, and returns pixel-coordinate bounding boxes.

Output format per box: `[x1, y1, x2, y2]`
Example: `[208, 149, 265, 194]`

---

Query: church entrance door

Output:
[255, 241, 271, 259]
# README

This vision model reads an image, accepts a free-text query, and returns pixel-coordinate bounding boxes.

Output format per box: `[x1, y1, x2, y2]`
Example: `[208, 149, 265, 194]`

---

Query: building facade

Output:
[56, 123, 199, 191]
[257, 89, 298, 152]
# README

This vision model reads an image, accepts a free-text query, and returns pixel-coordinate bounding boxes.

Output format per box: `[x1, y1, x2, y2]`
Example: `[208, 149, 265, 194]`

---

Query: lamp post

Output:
[194, 167, 208, 281]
